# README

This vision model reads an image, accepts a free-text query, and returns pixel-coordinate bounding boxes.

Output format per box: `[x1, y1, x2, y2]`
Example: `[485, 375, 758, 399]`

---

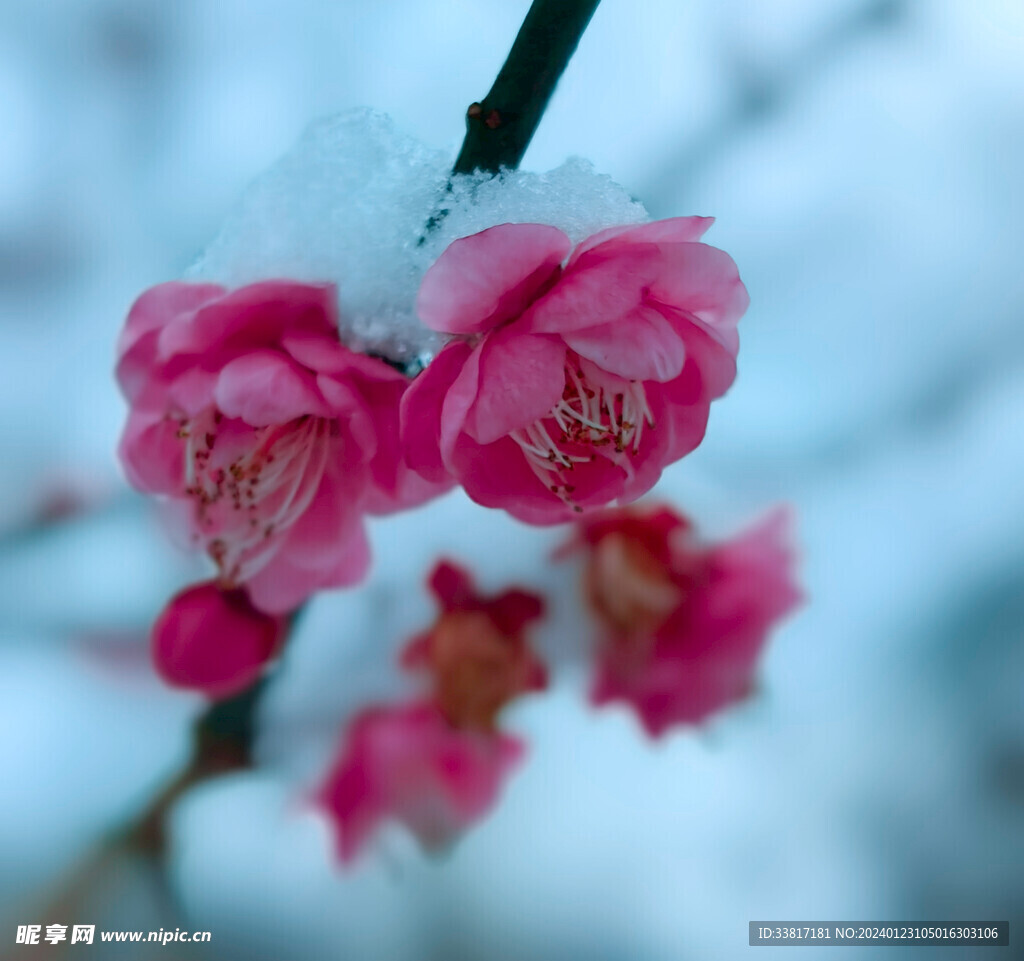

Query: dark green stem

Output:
[453, 0, 602, 175]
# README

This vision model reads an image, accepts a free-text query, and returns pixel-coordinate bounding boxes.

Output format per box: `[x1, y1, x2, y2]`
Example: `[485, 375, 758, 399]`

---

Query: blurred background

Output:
[1, 0, 1022, 958]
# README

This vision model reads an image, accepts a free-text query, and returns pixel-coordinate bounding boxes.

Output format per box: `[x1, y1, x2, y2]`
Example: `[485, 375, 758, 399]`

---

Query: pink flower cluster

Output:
[116, 281, 449, 695]
[111, 190, 803, 865]
[313, 507, 799, 861]
[316, 562, 546, 861]
[115, 217, 748, 697]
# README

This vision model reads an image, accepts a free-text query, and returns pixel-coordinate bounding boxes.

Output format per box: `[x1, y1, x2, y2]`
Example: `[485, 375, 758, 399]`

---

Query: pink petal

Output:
[656, 379, 713, 465]
[400, 340, 474, 484]
[668, 308, 739, 400]
[364, 464, 455, 516]
[317, 702, 524, 862]
[438, 344, 483, 465]
[214, 350, 330, 426]
[280, 329, 408, 385]
[350, 371, 456, 514]
[116, 281, 225, 363]
[448, 433, 572, 525]
[487, 589, 546, 636]
[527, 241, 748, 353]
[417, 223, 570, 334]
[703, 507, 803, 633]
[117, 411, 185, 495]
[151, 581, 287, 698]
[590, 508, 801, 735]
[166, 366, 218, 418]
[245, 528, 370, 614]
[643, 243, 749, 334]
[463, 329, 566, 445]
[562, 304, 687, 382]
[157, 281, 338, 361]
[567, 216, 715, 268]
[245, 473, 371, 613]
[316, 374, 376, 456]
[655, 321, 738, 463]
[428, 560, 477, 609]
[522, 246, 653, 335]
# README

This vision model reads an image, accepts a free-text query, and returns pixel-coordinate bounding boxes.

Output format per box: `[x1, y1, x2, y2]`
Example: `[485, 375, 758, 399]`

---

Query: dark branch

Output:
[127, 680, 267, 854]
[453, 0, 601, 176]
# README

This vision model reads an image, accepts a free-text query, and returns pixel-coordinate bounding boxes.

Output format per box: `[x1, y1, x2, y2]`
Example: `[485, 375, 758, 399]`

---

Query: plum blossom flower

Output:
[317, 561, 547, 861]
[559, 504, 801, 736]
[151, 580, 287, 698]
[116, 280, 449, 614]
[401, 560, 547, 730]
[317, 703, 524, 862]
[401, 219, 748, 523]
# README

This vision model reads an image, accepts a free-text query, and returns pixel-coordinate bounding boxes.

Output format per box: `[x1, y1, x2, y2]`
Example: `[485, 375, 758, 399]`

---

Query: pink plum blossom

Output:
[402, 219, 748, 523]
[317, 702, 524, 862]
[317, 561, 547, 861]
[151, 580, 287, 698]
[116, 280, 449, 615]
[559, 504, 801, 736]
[401, 560, 547, 730]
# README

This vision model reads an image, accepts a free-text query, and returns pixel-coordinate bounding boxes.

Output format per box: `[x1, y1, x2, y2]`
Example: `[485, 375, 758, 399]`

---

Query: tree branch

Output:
[453, 0, 601, 175]
[126, 679, 266, 854]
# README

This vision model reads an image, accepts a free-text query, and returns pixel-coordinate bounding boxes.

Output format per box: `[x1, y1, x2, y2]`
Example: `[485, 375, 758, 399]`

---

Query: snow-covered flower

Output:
[317, 561, 547, 861]
[151, 581, 287, 698]
[559, 505, 801, 736]
[116, 280, 448, 614]
[401, 218, 748, 523]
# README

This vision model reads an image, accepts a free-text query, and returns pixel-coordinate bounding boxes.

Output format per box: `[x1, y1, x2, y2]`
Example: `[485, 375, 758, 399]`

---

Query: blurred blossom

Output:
[401, 561, 548, 731]
[560, 504, 801, 735]
[316, 561, 546, 862]
[316, 702, 525, 863]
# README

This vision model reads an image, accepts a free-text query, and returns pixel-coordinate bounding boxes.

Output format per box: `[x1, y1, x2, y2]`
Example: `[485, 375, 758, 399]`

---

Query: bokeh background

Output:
[1, 0, 1022, 958]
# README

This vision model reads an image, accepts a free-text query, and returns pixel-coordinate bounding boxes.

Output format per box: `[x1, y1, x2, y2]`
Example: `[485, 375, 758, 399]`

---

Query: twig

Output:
[453, 0, 601, 175]
[0, 685, 266, 961]
[420, 0, 601, 241]
[125, 679, 266, 854]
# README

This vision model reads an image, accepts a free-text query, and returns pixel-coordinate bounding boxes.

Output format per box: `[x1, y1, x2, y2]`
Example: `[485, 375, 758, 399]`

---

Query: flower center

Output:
[428, 611, 534, 731]
[586, 533, 682, 638]
[177, 410, 332, 585]
[509, 357, 654, 509]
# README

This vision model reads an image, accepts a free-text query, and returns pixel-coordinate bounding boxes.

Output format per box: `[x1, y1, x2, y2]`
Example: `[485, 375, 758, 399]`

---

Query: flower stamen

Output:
[510, 358, 654, 507]
[177, 411, 332, 585]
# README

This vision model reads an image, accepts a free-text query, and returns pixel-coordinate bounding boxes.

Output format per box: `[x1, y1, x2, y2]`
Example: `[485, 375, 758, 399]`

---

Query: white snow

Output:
[189, 109, 646, 364]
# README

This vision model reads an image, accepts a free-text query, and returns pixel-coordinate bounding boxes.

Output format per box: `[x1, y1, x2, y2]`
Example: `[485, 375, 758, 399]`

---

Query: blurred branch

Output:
[638, 0, 906, 212]
[0, 685, 265, 961]
[0, 488, 131, 551]
[126, 679, 266, 854]
[453, 0, 601, 175]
